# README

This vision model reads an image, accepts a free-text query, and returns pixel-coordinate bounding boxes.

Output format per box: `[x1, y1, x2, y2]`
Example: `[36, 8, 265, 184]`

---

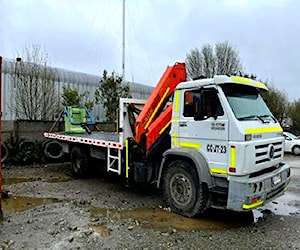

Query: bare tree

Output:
[185, 48, 204, 79]
[202, 44, 215, 78]
[13, 44, 59, 120]
[215, 41, 242, 75]
[186, 41, 242, 79]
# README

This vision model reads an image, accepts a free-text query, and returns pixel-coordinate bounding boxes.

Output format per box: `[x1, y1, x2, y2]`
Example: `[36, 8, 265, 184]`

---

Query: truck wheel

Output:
[163, 160, 207, 217]
[71, 147, 89, 178]
[292, 145, 300, 155]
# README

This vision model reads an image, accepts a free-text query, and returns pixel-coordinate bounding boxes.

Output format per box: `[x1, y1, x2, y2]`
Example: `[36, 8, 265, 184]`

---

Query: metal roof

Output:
[2, 57, 153, 91]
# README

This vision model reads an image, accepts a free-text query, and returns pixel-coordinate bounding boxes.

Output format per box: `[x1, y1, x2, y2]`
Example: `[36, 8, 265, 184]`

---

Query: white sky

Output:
[1, 0, 300, 100]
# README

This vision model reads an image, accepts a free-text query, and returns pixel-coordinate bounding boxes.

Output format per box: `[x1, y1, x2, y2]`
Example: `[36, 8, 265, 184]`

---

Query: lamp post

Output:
[15, 57, 22, 119]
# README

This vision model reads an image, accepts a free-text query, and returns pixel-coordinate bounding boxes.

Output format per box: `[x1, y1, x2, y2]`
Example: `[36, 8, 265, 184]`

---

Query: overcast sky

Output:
[1, 0, 299, 100]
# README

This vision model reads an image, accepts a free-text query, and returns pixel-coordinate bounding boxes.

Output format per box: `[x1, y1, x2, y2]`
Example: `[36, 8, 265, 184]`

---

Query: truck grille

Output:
[255, 141, 283, 165]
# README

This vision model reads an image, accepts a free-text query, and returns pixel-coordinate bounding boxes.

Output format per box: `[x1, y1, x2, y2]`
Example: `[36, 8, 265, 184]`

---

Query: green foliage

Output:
[61, 86, 94, 111]
[288, 99, 300, 134]
[261, 83, 288, 124]
[186, 41, 242, 79]
[5, 137, 44, 165]
[95, 70, 130, 122]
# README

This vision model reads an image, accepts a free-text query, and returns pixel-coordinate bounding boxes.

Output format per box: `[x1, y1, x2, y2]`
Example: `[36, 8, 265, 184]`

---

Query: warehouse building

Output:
[1, 57, 153, 121]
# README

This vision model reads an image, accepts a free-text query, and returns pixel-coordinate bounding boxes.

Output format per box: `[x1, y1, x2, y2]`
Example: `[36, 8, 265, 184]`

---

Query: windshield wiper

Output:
[239, 115, 271, 123]
[238, 115, 259, 121]
[258, 115, 276, 123]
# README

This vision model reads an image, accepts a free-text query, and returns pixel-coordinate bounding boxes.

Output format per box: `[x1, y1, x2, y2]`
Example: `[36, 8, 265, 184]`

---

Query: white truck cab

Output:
[160, 75, 290, 215]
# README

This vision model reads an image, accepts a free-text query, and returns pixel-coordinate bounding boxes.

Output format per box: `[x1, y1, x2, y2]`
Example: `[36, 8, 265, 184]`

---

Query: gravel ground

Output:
[0, 155, 300, 250]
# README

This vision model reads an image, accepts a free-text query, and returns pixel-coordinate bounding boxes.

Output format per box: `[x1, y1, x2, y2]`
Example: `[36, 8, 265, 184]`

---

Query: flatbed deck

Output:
[44, 131, 123, 149]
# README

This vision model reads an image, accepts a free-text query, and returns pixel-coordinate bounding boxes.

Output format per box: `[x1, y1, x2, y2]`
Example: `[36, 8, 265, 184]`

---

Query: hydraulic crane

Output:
[134, 62, 186, 156]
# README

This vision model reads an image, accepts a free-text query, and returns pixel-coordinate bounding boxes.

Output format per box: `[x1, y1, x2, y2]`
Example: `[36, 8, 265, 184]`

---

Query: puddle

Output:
[3, 177, 39, 185]
[3, 176, 73, 185]
[261, 192, 300, 216]
[88, 224, 111, 237]
[2, 196, 60, 214]
[91, 207, 254, 231]
[44, 176, 74, 183]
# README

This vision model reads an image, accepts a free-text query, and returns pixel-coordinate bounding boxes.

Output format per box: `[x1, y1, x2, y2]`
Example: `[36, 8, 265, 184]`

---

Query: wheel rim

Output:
[73, 155, 80, 173]
[294, 146, 300, 155]
[169, 173, 193, 206]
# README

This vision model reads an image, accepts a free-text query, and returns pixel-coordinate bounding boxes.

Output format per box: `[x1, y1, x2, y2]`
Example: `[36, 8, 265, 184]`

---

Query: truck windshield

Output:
[221, 83, 274, 121]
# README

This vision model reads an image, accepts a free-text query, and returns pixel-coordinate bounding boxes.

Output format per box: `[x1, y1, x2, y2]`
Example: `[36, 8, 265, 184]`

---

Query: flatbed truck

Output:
[45, 63, 290, 217]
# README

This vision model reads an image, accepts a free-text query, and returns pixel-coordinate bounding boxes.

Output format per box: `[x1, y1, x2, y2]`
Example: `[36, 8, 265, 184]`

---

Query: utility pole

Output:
[122, 0, 125, 80]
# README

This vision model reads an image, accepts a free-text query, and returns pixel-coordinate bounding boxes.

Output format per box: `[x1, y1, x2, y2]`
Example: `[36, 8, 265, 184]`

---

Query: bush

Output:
[5, 137, 45, 165]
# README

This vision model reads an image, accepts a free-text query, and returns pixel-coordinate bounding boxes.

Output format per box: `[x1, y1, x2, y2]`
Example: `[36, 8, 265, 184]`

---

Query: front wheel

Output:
[163, 160, 208, 217]
[71, 146, 90, 178]
[292, 145, 300, 156]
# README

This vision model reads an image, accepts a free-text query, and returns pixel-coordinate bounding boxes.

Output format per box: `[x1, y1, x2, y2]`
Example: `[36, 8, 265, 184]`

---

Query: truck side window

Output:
[184, 89, 224, 118]
[183, 91, 195, 117]
[203, 90, 224, 118]
[193, 89, 224, 120]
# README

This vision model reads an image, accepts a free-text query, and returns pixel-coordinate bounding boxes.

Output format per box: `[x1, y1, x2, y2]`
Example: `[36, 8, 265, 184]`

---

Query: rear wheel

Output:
[292, 145, 300, 155]
[163, 160, 208, 217]
[71, 146, 89, 178]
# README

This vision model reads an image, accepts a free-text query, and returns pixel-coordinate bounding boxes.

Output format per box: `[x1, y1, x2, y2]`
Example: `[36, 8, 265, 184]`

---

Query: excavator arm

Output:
[134, 62, 186, 156]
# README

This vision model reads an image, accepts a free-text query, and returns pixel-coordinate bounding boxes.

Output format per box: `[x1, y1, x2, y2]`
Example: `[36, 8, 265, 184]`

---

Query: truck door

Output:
[177, 88, 229, 174]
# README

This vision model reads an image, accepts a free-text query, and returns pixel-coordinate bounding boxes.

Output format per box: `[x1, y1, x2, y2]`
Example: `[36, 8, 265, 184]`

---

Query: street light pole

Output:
[122, 0, 125, 80]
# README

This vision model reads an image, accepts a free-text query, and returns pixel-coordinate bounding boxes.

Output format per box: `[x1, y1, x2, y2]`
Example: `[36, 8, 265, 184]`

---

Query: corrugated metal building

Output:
[1, 57, 153, 121]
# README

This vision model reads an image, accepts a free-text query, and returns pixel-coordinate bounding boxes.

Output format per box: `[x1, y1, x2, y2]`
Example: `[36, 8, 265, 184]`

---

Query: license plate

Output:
[272, 174, 281, 186]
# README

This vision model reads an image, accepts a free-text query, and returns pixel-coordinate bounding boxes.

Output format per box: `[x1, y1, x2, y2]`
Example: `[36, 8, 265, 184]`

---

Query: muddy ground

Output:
[0, 155, 300, 250]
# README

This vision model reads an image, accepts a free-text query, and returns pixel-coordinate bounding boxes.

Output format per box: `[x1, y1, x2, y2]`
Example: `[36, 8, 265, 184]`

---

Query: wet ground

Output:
[0, 155, 300, 249]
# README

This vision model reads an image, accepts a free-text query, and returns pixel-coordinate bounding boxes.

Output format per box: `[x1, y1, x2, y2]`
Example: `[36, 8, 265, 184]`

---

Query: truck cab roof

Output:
[176, 75, 268, 91]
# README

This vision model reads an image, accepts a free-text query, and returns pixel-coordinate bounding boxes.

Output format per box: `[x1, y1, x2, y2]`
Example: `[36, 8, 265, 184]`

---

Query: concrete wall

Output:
[2, 120, 56, 142]
[1, 120, 116, 143]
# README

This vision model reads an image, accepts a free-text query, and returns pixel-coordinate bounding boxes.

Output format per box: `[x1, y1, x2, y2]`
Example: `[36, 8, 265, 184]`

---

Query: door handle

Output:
[179, 122, 187, 127]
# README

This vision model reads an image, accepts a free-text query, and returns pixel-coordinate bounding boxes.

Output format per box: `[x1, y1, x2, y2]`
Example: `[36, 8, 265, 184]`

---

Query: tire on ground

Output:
[18, 140, 36, 151]
[163, 160, 208, 217]
[71, 146, 90, 178]
[44, 140, 64, 160]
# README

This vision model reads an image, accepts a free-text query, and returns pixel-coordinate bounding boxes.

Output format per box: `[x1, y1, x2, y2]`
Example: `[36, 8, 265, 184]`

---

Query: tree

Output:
[185, 48, 204, 79]
[13, 44, 59, 120]
[61, 86, 94, 111]
[287, 99, 300, 134]
[261, 83, 289, 124]
[185, 41, 242, 79]
[215, 41, 242, 75]
[95, 70, 130, 122]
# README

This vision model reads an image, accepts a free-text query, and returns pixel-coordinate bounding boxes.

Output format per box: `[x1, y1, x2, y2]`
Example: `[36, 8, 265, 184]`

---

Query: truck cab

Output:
[159, 75, 290, 216]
